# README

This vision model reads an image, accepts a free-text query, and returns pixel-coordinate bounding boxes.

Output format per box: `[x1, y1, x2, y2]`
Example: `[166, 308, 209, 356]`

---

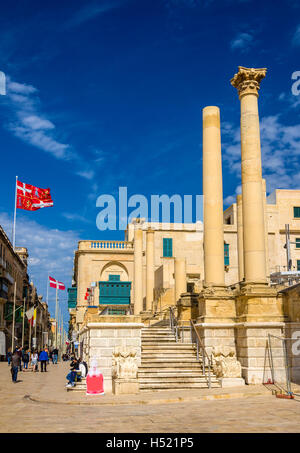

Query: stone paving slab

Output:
[1, 362, 300, 433]
[0, 361, 287, 407]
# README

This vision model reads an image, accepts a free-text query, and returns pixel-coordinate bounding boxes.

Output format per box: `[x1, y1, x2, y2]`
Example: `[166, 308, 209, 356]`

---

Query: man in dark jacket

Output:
[39, 347, 49, 372]
[66, 357, 79, 388]
[11, 350, 20, 383]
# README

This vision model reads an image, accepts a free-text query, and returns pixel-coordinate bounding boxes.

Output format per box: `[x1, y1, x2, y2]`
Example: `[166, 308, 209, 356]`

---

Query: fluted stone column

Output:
[134, 226, 143, 314]
[146, 228, 154, 312]
[175, 258, 186, 302]
[202, 106, 225, 287]
[237, 194, 244, 282]
[231, 67, 267, 285]
[262, 179, 269, 279]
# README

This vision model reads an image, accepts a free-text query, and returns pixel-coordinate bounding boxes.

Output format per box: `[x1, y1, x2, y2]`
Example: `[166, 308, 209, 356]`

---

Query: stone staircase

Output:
[138, 326, 220, 392]
[66, 377, 87, 392]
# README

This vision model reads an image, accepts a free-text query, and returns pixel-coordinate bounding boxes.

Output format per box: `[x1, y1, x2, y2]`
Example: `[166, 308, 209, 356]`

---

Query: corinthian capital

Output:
[231, 66, 267, 98]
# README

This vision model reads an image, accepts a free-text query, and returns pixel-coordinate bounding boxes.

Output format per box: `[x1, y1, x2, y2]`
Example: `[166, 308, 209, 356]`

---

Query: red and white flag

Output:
[17, 180, 53, 211]
[49, 276, 65, 290]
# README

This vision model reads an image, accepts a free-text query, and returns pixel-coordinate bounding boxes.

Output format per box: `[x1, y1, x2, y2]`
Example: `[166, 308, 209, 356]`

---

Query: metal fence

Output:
[263, 334, 300, 397]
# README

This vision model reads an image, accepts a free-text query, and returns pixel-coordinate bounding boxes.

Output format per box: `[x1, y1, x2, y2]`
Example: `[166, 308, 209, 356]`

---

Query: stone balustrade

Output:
[78, 240, 134, 250]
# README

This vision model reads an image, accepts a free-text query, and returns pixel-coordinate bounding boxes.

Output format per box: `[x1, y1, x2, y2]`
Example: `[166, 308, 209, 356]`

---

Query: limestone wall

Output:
[80, 318, 143, 393]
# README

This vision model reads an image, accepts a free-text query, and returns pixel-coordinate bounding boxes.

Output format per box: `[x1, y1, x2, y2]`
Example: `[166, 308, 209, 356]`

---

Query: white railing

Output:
[90, 241, 133, 250]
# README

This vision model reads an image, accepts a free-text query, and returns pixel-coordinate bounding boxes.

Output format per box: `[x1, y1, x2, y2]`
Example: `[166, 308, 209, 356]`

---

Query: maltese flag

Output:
[49, 276, 65, 290]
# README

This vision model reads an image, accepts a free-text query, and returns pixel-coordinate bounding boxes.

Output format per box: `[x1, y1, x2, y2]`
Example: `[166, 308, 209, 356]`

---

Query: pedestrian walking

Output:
[22, 349, 30, 370]
[16, 347, 22, 372]
[11, 349, 20, 383]
[31, 350, 39, 372]
[52, 348, 58, 364]
[45, 346, 50, 365]
[39, 347, 49, 372]
[7, 348, 12, 366]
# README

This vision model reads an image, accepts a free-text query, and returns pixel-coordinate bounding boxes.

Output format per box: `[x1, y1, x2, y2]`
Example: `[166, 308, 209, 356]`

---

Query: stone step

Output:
[141, 357, 202, 363]
[142, 332, 174, 336]
[138, 377, 215, 383]
[138, 371, 205, 378]
[142, 337, 176, 345]
[139, 382, 220, 390]
[142, 335, 175, 339]
[142, 344, 195, 348]
[142, 353, 197, 359]
[139, 363, 203, 370]
[142, 329, 173, 332]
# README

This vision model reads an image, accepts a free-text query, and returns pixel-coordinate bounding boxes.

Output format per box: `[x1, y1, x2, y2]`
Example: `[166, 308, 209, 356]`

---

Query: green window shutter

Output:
[163, 238, 173, 257]
[297, 260, 300, 271]
[224, 243, 229, 266]
[296, 239, 300, 249]
[67, 288, 77, 309]
[109, 275, 120, 282]
[294, 207, 300, 218]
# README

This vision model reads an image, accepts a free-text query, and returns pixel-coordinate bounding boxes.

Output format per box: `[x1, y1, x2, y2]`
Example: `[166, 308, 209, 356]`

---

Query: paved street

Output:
[1, 361, 300, 433]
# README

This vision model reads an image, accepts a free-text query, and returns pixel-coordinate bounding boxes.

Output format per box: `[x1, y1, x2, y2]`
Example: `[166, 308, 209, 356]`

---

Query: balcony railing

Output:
[89, 241, 133, 250]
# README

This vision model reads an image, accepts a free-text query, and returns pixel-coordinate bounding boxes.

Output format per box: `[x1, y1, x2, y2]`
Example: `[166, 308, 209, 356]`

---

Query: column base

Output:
[112, 379, 139, 395]
[218, 377, 245, 388]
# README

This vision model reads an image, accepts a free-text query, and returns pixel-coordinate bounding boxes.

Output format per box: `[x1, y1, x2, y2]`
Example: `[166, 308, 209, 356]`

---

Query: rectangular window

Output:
[163, 238, 173, 257]
[294, 207, 300, 218]
[296, 239, 300, 249]
[109, 275, 120, 282]
[224, 243, 229, 266]
[297, 260, 300, 271]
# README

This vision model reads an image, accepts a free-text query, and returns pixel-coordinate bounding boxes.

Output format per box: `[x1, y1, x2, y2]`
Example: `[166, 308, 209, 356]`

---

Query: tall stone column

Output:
[134, 224, 143, 315]
[236, 194, 244, 282]
[175, 258, 186, 303]
[146, 228, 154, 312]
[262, 179, 269, 279]
[231, 67, 267, 285]
[231, 68, 284, 385]
[197, 106, 240, 387]
[202, 106, 225, 287]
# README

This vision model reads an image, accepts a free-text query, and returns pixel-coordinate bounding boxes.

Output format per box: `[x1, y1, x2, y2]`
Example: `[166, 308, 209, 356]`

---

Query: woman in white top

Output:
[79, 362, 86, 378]
[31, 351, 38, 372]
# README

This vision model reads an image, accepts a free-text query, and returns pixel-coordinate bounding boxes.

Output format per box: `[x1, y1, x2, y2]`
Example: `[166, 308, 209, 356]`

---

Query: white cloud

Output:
[230, 32, 254, 52]
[65, 0, 126, 29]
[76, 169, 95, 180]
[224, 185, 241, 206]
[7, 81, 37, 95]
[292, 24, 300, 46]
[21, 115, 55, 130]
[0, 212, 79, 318]
[5, 76, 73, 161]
[223, 115, 300, 193]
[62, 212, 93, 224]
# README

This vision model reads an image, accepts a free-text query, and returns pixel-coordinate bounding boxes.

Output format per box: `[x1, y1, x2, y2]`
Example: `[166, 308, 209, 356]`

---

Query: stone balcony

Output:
[78, 240, 134, 252]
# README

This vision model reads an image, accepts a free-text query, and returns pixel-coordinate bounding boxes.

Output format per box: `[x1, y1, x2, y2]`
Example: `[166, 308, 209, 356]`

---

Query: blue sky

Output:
[1, 0, 300, 326]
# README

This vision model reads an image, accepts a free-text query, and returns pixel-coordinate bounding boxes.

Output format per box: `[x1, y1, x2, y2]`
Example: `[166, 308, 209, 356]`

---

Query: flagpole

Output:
[46, 273, 49, 305]
[34, 306, 37, 350]
[11, 281, 17, 351]
[55, 285, 58, 348]
[12, 176, 18, 249]
[21, 296, 26, 348]
[29, 319, 32, 352]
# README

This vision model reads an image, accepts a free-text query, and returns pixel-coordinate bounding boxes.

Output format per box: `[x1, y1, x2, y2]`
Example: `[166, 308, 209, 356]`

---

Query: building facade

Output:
[70, 188, 300, 334]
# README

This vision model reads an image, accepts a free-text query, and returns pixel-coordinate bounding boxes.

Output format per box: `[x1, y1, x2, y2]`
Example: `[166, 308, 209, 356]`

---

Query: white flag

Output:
[25, 306, 34, 320]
